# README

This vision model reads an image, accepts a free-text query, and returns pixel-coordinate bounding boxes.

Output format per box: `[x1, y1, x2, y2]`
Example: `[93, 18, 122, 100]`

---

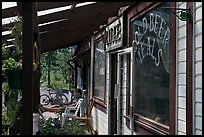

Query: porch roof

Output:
[2, 2, 136, 53]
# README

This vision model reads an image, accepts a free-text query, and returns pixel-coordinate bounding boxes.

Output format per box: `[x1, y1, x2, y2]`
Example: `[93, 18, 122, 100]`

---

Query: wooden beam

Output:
[37, 2, 80, 11]
[2, 40, 13, 45]
[17, 2, 22, 16]
[38, 2, 134, 24]
[21, 2, 35, 135]
[40, 31, 85, 49]
[2, 22, 15, 31]
[38, 2, 97, 24]
[70, 3, 77, 10]
[38, 8, 110, 33]
[39, 19, 67, 32]
[2, 2, 81, 19]
[40, 23, 97, 48]
[2, 6, 18, 18]
[39, 7, 112, 41]
[39, 17, 105, 52]
[2, 34, 14, 42]
[41, 41, 79, 53]
[39, 18, 99, 39]
[38, 2, 135, 47]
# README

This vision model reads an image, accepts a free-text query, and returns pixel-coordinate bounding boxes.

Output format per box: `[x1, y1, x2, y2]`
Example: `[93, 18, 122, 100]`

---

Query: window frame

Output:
[126, 2, 176, 135]
[92, 28, 107, 111]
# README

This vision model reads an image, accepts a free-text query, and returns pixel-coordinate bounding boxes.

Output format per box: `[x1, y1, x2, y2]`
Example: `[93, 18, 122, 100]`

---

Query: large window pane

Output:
[132, 3, 171, 126]
[94, 38, 105, 100]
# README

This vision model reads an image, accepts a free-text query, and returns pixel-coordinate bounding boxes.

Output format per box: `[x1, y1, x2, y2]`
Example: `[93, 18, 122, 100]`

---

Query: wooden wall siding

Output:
[176, 2, 187, 135]
[106, 54, 110, 134]
[106, 54, 110, 108]
[92, 107, 109, 135]
[194, 2, 202, 135]
[123, 125, 138, 135]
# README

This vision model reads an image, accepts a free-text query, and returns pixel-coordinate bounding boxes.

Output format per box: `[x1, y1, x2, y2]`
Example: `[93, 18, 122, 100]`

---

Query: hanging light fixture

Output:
[160, 7, 190, 21]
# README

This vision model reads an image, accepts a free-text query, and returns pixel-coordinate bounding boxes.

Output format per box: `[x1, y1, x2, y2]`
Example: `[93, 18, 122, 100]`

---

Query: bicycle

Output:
[40, 88, 68, 106]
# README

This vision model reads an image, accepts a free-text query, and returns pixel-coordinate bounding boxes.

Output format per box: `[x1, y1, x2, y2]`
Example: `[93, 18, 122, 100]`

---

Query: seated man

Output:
[39, 89, 83, 120]
[66, 88, 83, 106]
[65, 88, 83, 116]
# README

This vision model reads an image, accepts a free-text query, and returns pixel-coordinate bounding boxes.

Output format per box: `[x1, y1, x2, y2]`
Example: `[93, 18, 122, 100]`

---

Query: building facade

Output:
[75, 2, 202, 135]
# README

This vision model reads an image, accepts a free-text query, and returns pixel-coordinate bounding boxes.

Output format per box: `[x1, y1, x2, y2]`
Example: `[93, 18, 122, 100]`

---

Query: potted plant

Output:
[3, 58, 22, 90]
[2, 16, 38, 90]
[2, 17, 22, 90]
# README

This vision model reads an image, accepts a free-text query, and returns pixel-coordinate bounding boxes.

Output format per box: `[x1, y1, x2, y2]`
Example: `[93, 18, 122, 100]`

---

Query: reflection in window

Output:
[94, 38, 105, 100]
[132, 3, 171, 126]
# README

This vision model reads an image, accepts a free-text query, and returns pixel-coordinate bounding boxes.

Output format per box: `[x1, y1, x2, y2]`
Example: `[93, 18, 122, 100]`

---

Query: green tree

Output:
[57, 48, 73, 84]
[40, 51, 58, 88]
[40, 47, 74, 88]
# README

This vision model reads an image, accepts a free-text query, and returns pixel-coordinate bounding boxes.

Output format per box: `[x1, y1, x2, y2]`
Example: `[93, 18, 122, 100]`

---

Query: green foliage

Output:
[38, 118, 67, 135]
[57, 48, 74, 84]
[2, 83, 21, 136]
[2, 112, 11, 127]
[2, 43, 10, 60]
[2, 93, 20, 131]
[11, 18, 22, 61]
[2, 17, 22, 72]
[38, 118, 85, 135]
[10, 18, 22, 62]
[2, 82, 9, 93]
[4, 99, 20, 127]
[11, 20, 22, 48]
[50, 80, 68, 89]
[40, 47, 74, 89]
[67, 120, 85, 135]
[2, 58, 22, 71]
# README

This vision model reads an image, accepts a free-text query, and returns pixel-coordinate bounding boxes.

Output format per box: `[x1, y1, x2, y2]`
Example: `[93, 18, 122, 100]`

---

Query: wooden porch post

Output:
[20, 2, 36, 135]
[32, 2, 40, 114]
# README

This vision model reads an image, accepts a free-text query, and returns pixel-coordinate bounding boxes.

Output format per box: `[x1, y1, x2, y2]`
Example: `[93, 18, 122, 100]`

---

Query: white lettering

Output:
[147, 37, 151, 56]
[149, 13, 154, 32]
[132, 12, 170, 67]
[116, 23, 121, 41]
[143, 17, 147, 34]
[154, 14, 160, 34]
[134, 31, 140, 45]
[140, 41, 145, 59]
[134, 37, 162, 67]
[163, 27, 170, 48]
[155, 49, 162, 66]
[106, 19, 122, 48]
[137, 48, 143, 64]
[158, 18, 166, 39]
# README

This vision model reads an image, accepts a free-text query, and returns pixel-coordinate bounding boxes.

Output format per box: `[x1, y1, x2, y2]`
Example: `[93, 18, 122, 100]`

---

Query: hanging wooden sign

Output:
[105, 16, 123, 52]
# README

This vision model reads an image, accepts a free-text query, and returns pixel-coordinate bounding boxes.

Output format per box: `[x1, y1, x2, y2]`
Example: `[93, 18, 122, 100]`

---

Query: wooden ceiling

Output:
[2, 2, 136, 53]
